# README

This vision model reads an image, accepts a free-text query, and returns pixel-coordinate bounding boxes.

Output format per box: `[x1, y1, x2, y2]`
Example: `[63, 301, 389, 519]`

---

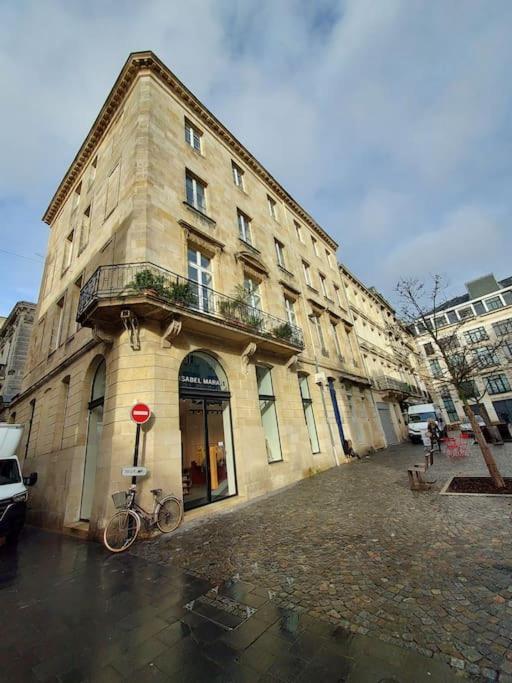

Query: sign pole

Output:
[132, 423, 141, 485]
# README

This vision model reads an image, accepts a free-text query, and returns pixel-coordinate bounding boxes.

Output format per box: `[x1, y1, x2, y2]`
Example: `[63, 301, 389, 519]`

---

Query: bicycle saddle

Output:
[150, 488, 162, 495]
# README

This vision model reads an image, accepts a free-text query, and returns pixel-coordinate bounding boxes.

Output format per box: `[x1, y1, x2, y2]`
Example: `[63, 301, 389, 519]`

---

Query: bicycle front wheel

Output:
[157, 496, 183, 533]
[104, 509, 141, 553]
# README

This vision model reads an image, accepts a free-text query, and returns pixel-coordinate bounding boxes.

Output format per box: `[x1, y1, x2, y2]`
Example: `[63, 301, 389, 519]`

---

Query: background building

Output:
[11, 52, 381, 538]
[410, 273, 512, 425]
[340, 265, 429, 446]
[0, 301, 36, 414]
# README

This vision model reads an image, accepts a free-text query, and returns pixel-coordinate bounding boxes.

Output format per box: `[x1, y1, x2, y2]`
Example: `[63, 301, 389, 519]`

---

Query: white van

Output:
[407, 403, 443, 444]
[0, 424, 37, 544]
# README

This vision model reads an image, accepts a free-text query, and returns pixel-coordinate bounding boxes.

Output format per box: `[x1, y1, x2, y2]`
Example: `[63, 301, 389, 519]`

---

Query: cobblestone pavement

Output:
[132, 441, 512, 681]
[2, 527, 461, 682]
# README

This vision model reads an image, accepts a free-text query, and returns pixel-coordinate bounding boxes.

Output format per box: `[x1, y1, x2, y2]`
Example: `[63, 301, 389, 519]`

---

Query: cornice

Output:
[43, 52, 338, 251]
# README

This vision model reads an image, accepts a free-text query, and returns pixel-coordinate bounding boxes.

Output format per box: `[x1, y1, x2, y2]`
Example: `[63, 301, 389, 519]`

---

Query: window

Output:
[72, 182, 81, 211]
[237, 209, 252, 245]
[79, 206, 91, 253]
[326, 250, 334, 268]
[416, 322, 426, 334]
[446, 310, 458, 324]
[70, 276, 83, 335]
[256, 366, 282, 463]
[458, 307, 474, 320]
[333, 285, 342, 307]
[502, 340, 512, 360]
[493, 318, 512, 337]
[435, 315, 447, 328]
[443, 397, 459, 422]
[473, 301, 485, 315]
[331, 322, 342, 357]
[185, 171, 207, 212]
[302, 261, 312, 287]
[275, 240, 286, 268]
[464, 327, 488, 344]
[184, 119, 202, 152]
[485, 296, 503, 312]
[105, 165, 120, 216]
[460, 379, 478, 399]
[62, 230, 74, 273]
[243, 276, 261, 310]
[311, 236, 319, 256]
[232, 162, 244, 189]
[474, 346, 499, 368]
[188, 248, 212, 312]
[429, 359, 442, 378]
[423, 342, 434, 356]
[51, 297, 65, 351]
[439, 336, 459, 352]
[310, 314, 326, 353]
[486, 374, 511, 395]
[267, 196, 277, 220]
[503, 290, 512, 306]
[298, 375, 320, 453]
[295, 221, 304, 243]
[319, 274, 329, 298]
[88, 156, 97, 190]
[284, 297, 297, 326]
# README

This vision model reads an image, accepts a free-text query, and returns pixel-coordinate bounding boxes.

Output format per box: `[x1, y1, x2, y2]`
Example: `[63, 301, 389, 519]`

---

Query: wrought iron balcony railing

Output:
[372, 374, 423, 397]
[77, 262, 304, 349]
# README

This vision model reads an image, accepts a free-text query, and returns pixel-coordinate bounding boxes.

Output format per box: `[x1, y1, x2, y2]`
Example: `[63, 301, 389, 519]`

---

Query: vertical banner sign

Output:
[130, 403, 151, 484]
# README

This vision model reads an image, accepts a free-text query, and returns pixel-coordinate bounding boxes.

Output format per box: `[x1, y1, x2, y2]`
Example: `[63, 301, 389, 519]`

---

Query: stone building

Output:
[12, 52, 380, 538]
[0, 301, 36, 414]
[411, 273, 512, 426]
[340, 265, 428, 446]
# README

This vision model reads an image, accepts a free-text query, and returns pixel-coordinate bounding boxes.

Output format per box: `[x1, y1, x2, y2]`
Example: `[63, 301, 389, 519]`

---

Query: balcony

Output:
[372, 374, 423, 398]
[77, 263, 304, 354]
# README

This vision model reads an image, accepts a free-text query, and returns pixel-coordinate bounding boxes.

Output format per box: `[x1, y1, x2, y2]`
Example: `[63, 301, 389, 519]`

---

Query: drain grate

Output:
[185, 588, 257, 630]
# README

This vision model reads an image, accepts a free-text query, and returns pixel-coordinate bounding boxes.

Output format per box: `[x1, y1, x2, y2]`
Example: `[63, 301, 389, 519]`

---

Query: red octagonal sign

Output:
[130, 403, 151, 425]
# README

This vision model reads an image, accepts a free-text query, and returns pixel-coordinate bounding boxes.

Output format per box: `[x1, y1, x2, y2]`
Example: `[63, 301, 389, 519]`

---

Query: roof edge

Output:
[42, 51, 338, 250]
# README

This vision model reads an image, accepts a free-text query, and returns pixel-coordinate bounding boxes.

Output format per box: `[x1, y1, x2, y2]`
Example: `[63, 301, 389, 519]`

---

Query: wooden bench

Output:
[408, 463, 429, 490]
[408, 450, 437, 490]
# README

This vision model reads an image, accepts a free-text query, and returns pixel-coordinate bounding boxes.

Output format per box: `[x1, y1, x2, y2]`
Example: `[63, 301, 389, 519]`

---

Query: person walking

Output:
[427, 419, 441, 452]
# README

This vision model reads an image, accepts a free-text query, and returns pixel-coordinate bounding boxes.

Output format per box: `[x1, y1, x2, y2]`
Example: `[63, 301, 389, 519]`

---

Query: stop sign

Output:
[130, 403, 151, 424]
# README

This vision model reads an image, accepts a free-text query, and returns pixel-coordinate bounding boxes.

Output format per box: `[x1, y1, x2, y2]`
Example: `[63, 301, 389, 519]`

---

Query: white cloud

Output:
[0, 0, 511, 314]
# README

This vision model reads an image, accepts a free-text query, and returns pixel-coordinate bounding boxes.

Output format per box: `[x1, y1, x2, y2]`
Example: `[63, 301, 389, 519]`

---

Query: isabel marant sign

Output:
[180, 375, 222, 388]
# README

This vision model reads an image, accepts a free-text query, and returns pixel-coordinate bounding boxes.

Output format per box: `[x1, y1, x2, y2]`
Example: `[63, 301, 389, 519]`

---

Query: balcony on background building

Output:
[372, 374, 423, 400]
[77, 263, 304, 356]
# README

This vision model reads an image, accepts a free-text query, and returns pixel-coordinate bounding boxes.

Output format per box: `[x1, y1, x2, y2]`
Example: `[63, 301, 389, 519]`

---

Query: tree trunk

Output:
[463, 402, 505, 489]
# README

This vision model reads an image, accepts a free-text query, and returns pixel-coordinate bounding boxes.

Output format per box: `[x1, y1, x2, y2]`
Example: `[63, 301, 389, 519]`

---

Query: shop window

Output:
[256, 366, 282, 463]
[298, 374, 320, 453]
[486, 374, 511, 395]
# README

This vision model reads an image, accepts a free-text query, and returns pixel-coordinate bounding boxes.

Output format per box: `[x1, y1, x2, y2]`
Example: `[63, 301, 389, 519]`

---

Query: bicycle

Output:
[103, 484, 183, 553]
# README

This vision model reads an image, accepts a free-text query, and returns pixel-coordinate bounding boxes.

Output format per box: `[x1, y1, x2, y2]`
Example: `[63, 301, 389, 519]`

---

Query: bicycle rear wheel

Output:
[157, 496, 183, 533]
[104, 509, 141, 552]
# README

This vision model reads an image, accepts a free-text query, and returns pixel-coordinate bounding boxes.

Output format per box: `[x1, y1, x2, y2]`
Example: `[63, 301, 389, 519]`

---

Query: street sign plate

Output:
[122, 466, 148, 477]
[130, 403, 151, 424]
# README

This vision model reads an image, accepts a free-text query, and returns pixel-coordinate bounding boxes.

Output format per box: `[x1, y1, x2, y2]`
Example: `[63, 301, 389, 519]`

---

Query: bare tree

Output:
[395, 275, 505, 489]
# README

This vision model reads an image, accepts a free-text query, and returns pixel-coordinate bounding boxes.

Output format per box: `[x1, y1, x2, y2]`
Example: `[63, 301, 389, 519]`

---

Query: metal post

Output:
[132, 423, 141, 485]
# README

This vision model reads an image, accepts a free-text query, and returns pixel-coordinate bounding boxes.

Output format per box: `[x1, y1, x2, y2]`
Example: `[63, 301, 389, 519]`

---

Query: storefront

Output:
[179, 352, 237, 511]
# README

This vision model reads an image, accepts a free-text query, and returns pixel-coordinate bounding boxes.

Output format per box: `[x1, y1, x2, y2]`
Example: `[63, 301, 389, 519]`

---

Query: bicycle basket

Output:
[112, 491, 128, 509]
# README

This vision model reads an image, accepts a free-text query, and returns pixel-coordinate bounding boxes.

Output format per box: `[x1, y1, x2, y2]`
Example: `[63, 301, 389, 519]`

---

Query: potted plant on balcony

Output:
[167, 281, 196, 307]
[272, 322, 294, 341]
[219, 285, 263, 331]
[129, 269, 166, 297]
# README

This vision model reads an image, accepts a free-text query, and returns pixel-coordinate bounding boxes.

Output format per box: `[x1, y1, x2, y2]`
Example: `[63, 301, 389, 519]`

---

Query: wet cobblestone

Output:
[133, 441, 512, 679]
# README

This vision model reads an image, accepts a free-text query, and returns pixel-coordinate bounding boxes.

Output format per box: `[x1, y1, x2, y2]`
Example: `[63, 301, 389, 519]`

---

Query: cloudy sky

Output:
[1, 0, 511, 315]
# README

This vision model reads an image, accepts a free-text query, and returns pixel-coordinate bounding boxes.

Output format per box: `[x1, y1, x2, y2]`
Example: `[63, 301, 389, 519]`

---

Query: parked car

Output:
[407, 403, 444, 443]
[0, 424, 37, 545]
[460, 414, 486, 435]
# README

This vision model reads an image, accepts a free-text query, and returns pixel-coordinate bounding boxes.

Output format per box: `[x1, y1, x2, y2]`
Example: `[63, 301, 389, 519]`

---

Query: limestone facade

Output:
[340, 265, 429, 446]
[0, 301, 36, 411]
[12, 52, 380, 538]
[411, 274, 512, 426]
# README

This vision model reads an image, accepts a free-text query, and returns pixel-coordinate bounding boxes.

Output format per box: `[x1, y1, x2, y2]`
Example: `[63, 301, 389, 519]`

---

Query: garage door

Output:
[376, 402, 399, 446]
